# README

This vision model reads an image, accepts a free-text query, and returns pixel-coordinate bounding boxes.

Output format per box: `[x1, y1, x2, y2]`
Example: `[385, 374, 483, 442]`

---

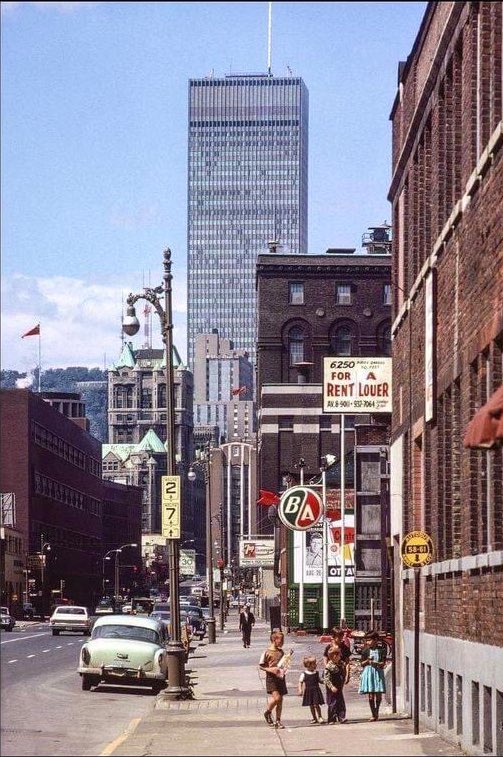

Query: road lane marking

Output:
[27, 654, 35, 658]
[55, 645, 62, 649]
[42, 649, 50, 653]
[0, 633, 50, 645]
[66, 642, 74, 645]
[7, 659, 18, 664]
[100, 717, 141, 756]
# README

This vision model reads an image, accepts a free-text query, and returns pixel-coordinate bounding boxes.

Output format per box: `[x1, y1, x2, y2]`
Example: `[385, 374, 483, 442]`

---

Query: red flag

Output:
[21, 324, 40, 338]
[231, 385, 247, 396]
[257, 489, 280, 507]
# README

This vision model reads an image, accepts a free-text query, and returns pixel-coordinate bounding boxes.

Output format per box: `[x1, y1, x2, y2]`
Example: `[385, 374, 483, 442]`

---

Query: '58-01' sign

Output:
[278, 486, 323, 531]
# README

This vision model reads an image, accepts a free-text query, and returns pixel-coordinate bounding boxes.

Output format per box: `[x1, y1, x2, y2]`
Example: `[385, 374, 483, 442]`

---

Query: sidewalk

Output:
[106, 612, 466, 757]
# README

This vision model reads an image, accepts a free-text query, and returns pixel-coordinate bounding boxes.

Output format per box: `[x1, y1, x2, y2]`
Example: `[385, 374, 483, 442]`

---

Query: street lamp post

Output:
[187, 444, 216, 644]
[39, 536, 51, 619]
[123, 247, 188, 698]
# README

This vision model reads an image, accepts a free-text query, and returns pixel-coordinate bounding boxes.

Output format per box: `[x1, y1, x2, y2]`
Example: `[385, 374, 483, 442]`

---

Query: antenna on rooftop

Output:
[267, 2, 272, 76]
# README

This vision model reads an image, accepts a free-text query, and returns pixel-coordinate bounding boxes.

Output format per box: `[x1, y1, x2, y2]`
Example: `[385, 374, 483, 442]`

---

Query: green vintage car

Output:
[77, 614, 169, 693]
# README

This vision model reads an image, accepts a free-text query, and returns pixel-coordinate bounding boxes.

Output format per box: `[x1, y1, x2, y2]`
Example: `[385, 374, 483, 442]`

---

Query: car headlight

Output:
[81, 646, 91, 665]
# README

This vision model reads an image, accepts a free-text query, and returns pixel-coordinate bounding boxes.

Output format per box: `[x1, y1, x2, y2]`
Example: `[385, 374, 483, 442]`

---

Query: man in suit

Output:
[239, 603, 255, 648]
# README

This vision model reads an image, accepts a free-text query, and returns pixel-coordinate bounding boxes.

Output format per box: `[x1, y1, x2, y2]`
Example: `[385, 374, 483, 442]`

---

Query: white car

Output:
[78, 614, 169, 692]
[49, 605, 92, 636]
[0, 607, 15, 632]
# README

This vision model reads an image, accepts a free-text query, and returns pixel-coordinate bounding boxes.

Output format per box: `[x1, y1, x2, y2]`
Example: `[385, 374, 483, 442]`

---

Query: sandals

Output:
[275, 721, 285, 729]
[264, 710, 274, 726]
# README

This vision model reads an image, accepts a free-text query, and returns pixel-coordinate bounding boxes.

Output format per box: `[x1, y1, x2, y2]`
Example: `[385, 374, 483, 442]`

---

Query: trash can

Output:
[269, 605, 281, 632]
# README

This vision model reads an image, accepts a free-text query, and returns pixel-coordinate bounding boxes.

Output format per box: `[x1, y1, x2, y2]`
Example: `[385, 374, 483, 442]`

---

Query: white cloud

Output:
[1, 271, 187, 371]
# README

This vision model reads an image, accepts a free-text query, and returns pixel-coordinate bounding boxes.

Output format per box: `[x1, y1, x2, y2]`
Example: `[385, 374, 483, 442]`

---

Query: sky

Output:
[1, 0, 427, 373]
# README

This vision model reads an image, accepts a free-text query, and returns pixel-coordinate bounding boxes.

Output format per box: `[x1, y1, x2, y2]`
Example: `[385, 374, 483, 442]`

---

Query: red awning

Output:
[463, 385, 503, 449]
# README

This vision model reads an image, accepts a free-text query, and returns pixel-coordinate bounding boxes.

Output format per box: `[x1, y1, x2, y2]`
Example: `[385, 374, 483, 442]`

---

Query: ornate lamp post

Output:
[39, 537, 51, 619]
[122, 247, 187, 698]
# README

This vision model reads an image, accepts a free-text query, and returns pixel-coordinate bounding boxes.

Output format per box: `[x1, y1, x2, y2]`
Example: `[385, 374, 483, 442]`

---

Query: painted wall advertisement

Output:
[238, 538, 274, 567]
[293, 514, 355, 584]
[323, 357, 392, 413]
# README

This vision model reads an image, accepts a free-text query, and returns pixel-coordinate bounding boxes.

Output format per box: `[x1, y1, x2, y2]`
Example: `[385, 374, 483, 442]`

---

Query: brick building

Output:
[0, 389, 142, 610]
[388, 2, 503, 754]
[256, 238, 392, 630]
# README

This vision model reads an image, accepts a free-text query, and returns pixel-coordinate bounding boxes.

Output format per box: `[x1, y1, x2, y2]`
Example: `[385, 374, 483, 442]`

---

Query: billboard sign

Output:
[238, 538, 274, 567]
[323, 357, 392, 413]
[293, 513, 355, 584]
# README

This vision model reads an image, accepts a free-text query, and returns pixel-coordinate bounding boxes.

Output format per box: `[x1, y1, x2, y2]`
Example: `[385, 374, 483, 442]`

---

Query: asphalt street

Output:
[0, 624, 157, 757]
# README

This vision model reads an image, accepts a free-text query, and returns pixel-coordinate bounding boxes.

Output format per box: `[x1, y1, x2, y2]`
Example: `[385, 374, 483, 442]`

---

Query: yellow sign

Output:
[161, 475, 181, 539]
[401, 530, 434, 568]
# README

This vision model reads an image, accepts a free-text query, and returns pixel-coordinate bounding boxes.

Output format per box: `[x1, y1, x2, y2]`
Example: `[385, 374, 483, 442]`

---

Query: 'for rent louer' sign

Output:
[323, 357, 392, 413]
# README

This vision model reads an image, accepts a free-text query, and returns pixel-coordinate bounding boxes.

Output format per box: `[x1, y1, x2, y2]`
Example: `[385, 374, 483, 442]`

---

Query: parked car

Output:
[149, 609, 193, 659]
[49, 605, 92, 636]
[78, 614, 169, 692]
[121, 603, 132, 614]
[0, 607, 15, 632]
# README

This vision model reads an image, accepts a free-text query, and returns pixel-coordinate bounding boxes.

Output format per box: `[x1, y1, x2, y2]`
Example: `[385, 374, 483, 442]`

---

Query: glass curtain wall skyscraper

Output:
[187, 74, 309, 370]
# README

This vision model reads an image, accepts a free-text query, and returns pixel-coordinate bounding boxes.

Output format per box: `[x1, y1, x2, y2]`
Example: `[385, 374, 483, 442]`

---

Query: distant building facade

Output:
[106, 343, 196, 539]
[187, 74, 309, 369]
[193, 330, 255, 444]
[388, 2, 503, 753]
[256, 237, 392, 630]
[0, 389, 142, 610]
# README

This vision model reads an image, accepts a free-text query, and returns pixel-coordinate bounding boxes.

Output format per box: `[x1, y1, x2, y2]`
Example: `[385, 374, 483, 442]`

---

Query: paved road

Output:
[0, 624, 157, 756]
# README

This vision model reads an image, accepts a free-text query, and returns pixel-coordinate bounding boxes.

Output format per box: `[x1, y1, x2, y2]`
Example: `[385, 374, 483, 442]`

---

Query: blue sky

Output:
[1, 1, 426, 373]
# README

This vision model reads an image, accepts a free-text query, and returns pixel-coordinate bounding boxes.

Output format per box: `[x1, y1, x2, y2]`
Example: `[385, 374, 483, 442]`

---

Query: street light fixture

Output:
[122, 247, 188, 699]
[39, 538, 51, 618]
[187, 445, 217, 644]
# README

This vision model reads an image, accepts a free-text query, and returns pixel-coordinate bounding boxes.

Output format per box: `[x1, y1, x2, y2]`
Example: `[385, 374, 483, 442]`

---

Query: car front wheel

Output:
[81, 674, 98, 691]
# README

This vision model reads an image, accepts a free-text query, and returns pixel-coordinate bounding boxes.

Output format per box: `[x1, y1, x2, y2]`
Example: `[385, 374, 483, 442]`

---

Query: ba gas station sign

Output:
[278, 486, 323, 531]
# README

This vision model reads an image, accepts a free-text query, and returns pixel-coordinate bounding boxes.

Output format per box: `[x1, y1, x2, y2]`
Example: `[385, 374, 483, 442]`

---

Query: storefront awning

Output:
[463, 385, 503, 449]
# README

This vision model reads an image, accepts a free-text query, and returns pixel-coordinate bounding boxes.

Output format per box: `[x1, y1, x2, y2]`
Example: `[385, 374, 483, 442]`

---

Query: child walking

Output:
[298, 656, 325, 724]
[358, 630, 386, 721]
[323, 645, 347, 724]
[259, 630, 289, 729]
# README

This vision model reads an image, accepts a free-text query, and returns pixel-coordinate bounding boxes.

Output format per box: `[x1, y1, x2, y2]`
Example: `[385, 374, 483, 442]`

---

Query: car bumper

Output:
[51, 623, 90, 632]
[78, 665, 165, 681]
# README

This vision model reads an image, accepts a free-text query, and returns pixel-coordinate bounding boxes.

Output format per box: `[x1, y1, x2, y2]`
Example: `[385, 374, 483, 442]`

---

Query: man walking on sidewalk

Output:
[239, 603, 255, 647]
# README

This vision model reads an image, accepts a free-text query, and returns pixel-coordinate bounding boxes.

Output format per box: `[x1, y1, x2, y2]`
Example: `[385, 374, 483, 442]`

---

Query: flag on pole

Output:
[257, 489, 280, 507]
[231, 385, 247, 396]
[21, 324, 40, 338]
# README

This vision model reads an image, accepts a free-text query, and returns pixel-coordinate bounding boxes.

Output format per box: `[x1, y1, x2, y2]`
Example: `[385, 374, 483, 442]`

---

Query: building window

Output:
[279, 416, 293, 431]
[383, 283, 392, 305]
[377, 321, 392, 356]
[336, 283, 352, 305]
[289, 326, 304, 365]
[289, 282, 304, 305]
[332, 326, 354, 356]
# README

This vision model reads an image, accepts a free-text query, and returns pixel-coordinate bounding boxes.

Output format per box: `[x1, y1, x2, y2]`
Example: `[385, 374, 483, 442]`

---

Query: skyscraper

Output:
[187, 74, 309, 370]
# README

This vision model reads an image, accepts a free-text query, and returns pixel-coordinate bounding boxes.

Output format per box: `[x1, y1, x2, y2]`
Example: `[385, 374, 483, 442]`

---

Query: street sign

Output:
[179, 549, 196, 575]
[278, 486, 323, 531]
[400, 530, 434, 568]
[161, 475, 181, 539]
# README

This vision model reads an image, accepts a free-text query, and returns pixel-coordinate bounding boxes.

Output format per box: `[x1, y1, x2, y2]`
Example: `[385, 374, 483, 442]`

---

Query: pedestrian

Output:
[298, 655, 325, 724]
[259, 629, 289, 729]
[239, 603, 255, 648]
[323, 627, 351, 685]
[358, 630, 386, 721]
[323, 645, 347, 724]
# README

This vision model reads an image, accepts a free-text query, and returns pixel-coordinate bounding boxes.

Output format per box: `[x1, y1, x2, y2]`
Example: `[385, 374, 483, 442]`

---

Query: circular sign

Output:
[400, 530, 434, 568]
[278, 486, 323, 531]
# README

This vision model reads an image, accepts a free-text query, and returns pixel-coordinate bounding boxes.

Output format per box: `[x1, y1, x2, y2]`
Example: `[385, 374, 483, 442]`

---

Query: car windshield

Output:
[92, 624, 160, 644]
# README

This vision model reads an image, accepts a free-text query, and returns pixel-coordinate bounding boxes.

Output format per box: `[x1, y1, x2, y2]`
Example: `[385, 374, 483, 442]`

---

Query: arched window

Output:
[377, 321, 392, 355]
[289, 326, 304, 365]
[332, 325, 354, 356]
[158, 384, 166, 408]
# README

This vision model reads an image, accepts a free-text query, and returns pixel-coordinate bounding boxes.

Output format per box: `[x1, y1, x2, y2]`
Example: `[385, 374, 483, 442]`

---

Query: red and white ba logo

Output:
[278, 486, 323, 531]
